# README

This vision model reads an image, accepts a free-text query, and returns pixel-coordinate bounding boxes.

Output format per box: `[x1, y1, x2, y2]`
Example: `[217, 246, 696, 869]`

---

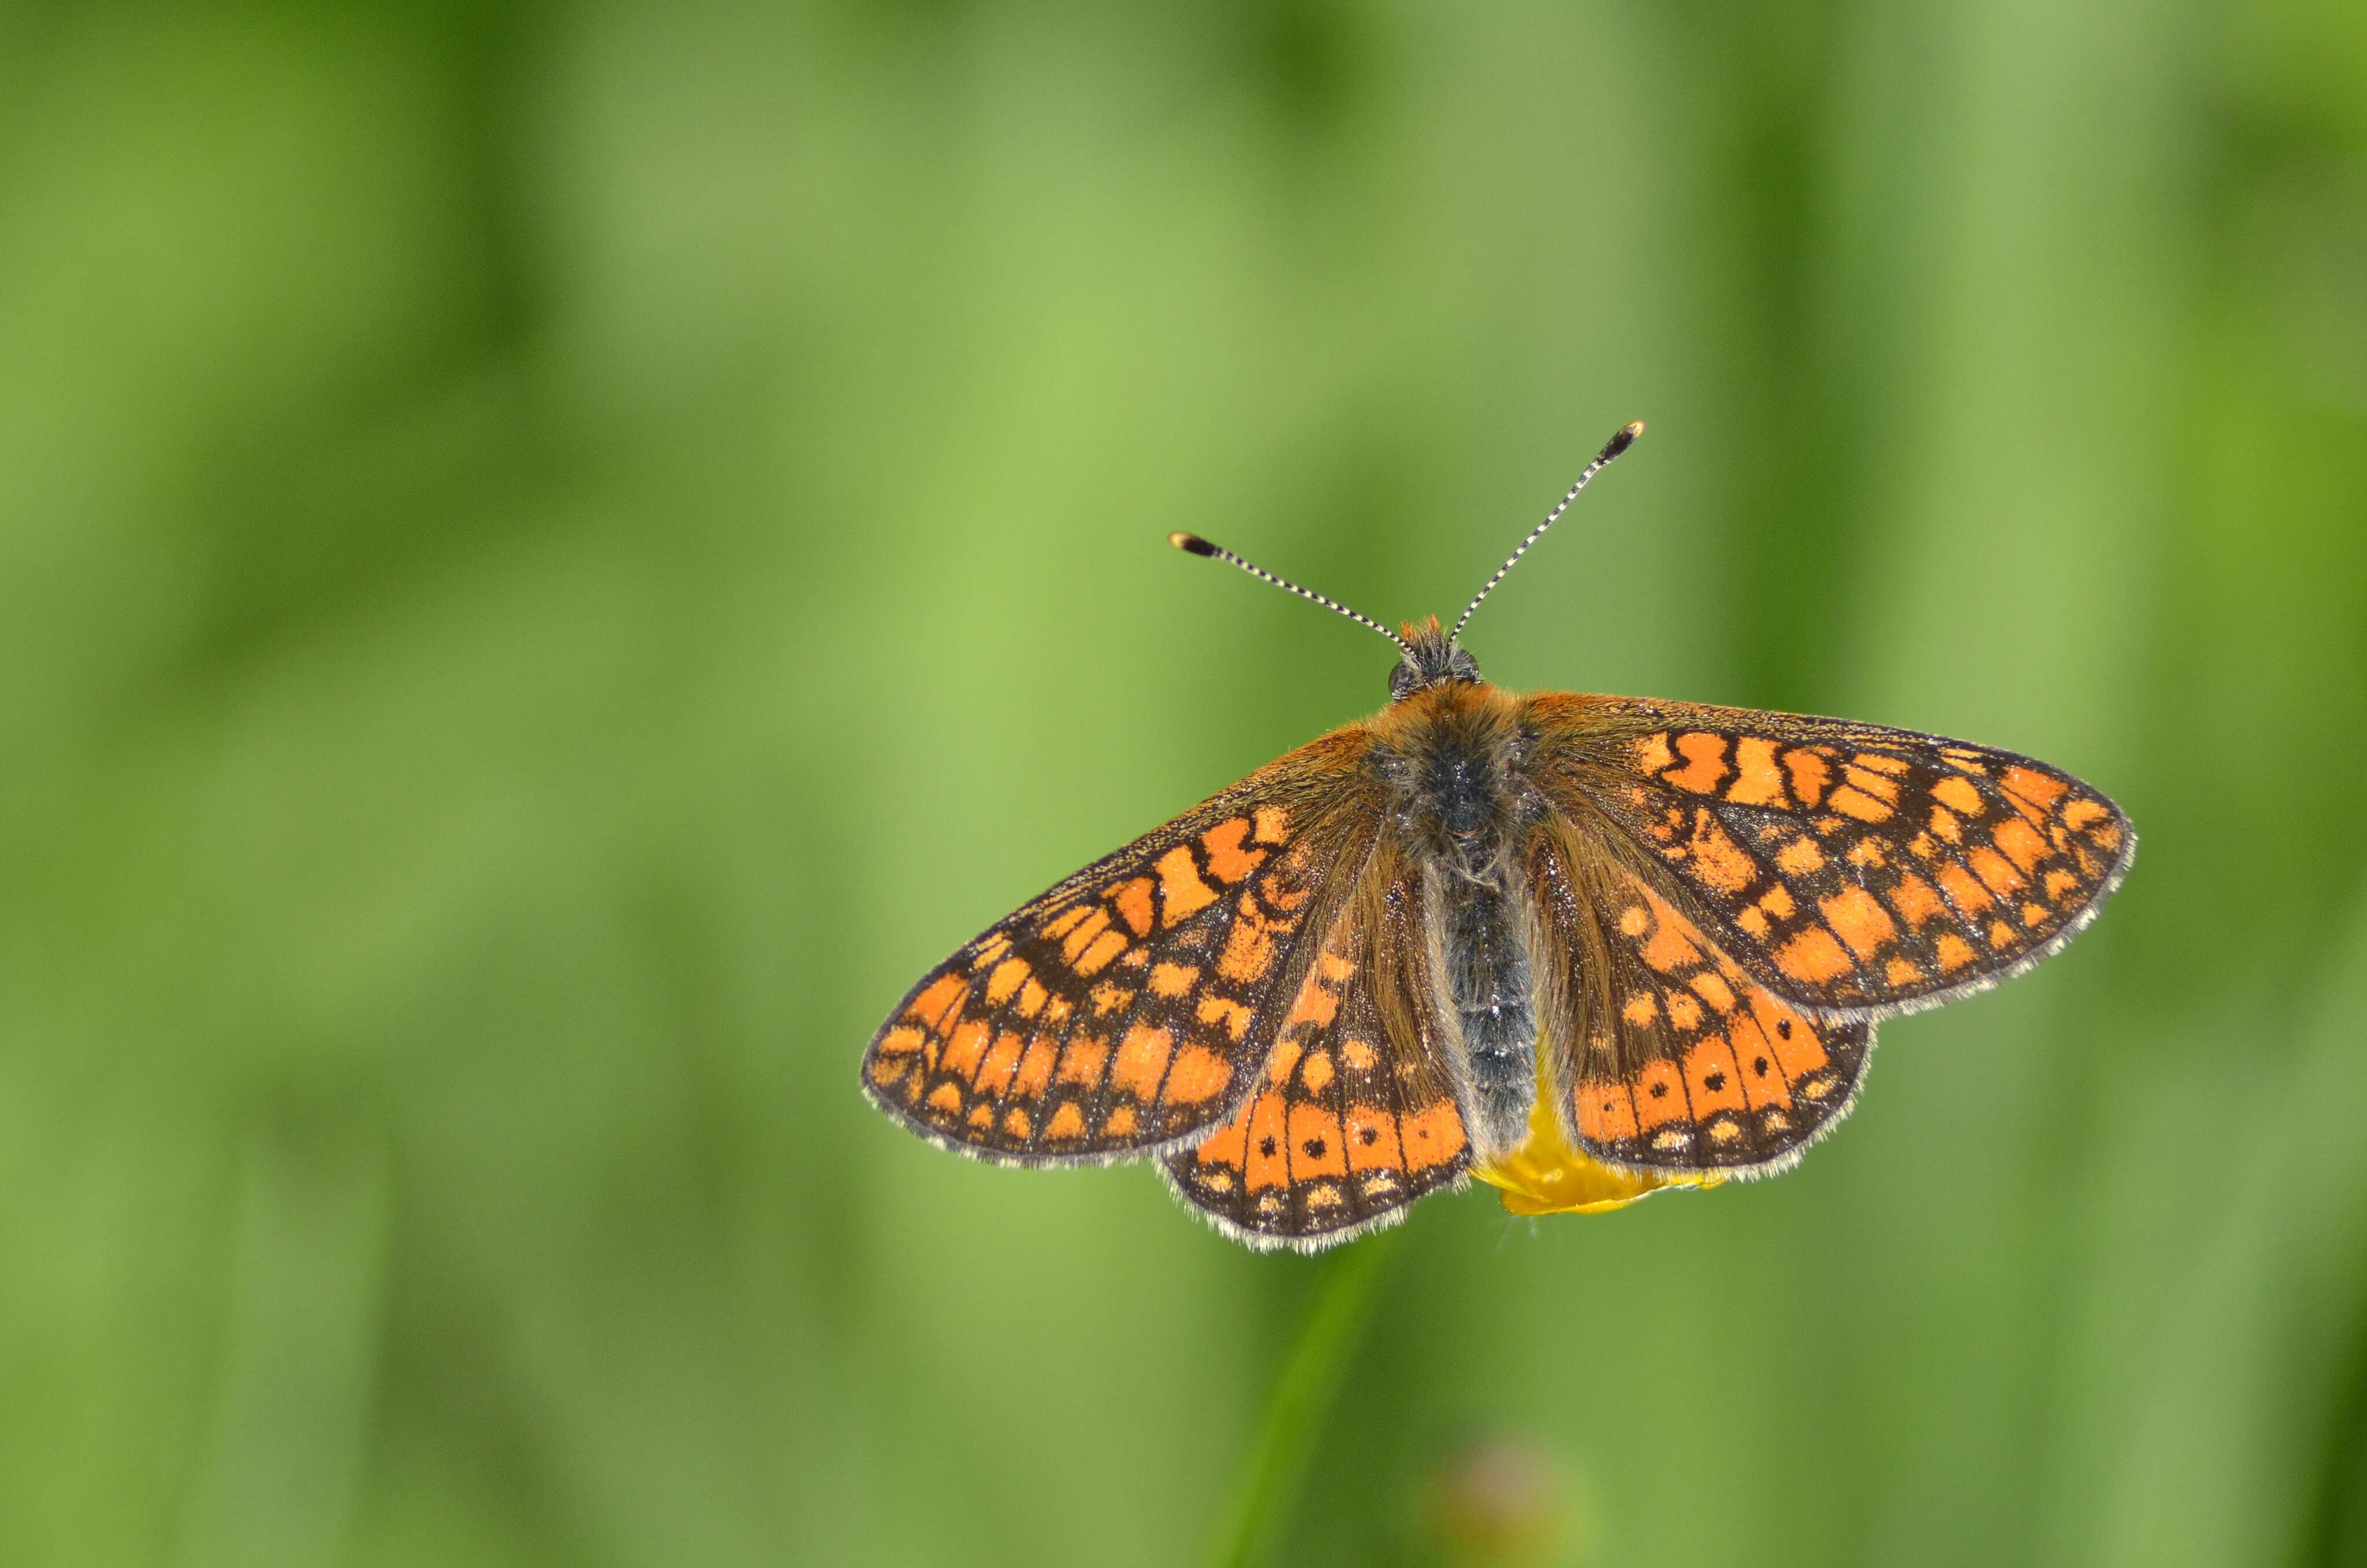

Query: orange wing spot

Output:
[1320, 951, 1355, 983]
[1760, 884, 1797, 920]
[1217, 906, 1284, 983]
[2061, 798, 2109, 832]
[1344, 1104, 1403, 1169]
[1783, 748, 1831, 808]
[974, 1031, 1026, 1096]
[1987, 919, 2017, 950]
[1683, 1037, 1748, 1112]
[1039, 905, 1091, 943]
[1155, 847, 1219, 927]
[1856, 753, 1911, 776]
[974, 932, 1013, 964]
[1102, 1104, 1139, 1138]
[926, 1082, 963, 1116]
[1257, 869, 1310, 912]
[1639, 911, 1705, 973]
[1843, 764, 1901, 804]
[1399, 1102, 1467, 1170]
[1166, 1045, 1230, 1105]
[1994, 815, 2049, 874]
[2000, 766, 2068, 809]
[1932, 775, 1984, 815]
[1299, 1050, 1335, 1093]
[1930, 805, 1965, 843]
[1252, 804, 1290, 844]
[1727, 737, 1787, 806]
[1287, 1104, 1348, 1177]
[1724, 1016, 1793, 1110]
[1046, 1103, 1086, 1140]
[1940, 748, 1989, 774]
[2043, 868, 2082, 902]
[1632, 732, 1675, 774]
[1266, 1041, 1303, 1085]
[1058, 1034, 1109, 1086]
[1617, 905, 1650, 937]
[1936, 858, 1995, 914]
[1668, 992, 1706, 1031]
[1847, 837, 1888, 870]
[1058, 907, 1111, 963]
[1934, 932, 1976, 973]
[1631, 1062, 1690, 1130]
[966, 1103, 993, 1130]
[1288, 976, 1341, 1027]
[1089, 981, 1134, 1016]
[1968, 845, 2026, 896]
[1885, 956, 1921, 986]
[943, 1019, 992, 1079]
[1687, 812, 1757, 895]
[1692, 970, 1736, 1014]
[1664, 732, 1731, 794]
[1577, 1079, 1641, 1143]
[1149, 962, 1199, 998]
[906, 974, 968, 1030]
[1014, 1036, 1060, 1097]
[1012, 982, 1049, 1023]
[1111, 878, 1156, 937]
[1623, 992, 1660, 1027]
[1775, 837, 1825, 875]
[1340, 1037, 1379, 1073]
[1244, 1094, 1289, 1190]
[1829, 785, 1894, 822]
[1889, 872, 1945, 928]
[1821, 885, 1898, 959]
[1002, 1107, 1033, 1141]
[1750, 996, 1829, 1080]
[1200, 818, 1269, 885]
[1909, 832, 1940, 860]
[2091, 823, 2124, 852]
[1775, 926, 1853, 984]
[876, 1025, 926, 1058]
[2021, 902, 2049, 928]
[1075, 928, 1130, 976]
[1197, 995, 1252, 1041]
[867, 1056, 908, 1087]
[1736, 906, 1771, 939]
[1112, 1025, 1174, 1099]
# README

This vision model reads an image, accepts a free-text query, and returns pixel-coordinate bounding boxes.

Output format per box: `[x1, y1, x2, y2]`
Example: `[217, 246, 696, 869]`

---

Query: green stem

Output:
[1203, 1227, 1406, 1568]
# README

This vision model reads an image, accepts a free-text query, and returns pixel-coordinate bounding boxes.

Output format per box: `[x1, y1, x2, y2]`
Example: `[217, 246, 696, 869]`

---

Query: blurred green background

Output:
[4, 1, 2365, 1564]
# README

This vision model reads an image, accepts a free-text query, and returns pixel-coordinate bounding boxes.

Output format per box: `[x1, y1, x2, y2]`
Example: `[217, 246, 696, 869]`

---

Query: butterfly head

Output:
[1389, 616, 1480, 701]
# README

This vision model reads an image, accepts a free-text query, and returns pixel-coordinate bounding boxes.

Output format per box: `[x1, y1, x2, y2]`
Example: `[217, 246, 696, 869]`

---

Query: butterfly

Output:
[860, 422, 2134, 1251]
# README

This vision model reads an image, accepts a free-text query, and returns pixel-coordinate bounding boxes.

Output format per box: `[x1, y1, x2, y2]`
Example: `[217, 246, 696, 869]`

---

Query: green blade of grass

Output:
[1203, 1226, 1405, 1568]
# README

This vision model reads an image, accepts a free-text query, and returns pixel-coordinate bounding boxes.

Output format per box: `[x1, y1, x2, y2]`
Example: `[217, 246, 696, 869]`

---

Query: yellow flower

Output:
[1472, 1085, 1724, 1216]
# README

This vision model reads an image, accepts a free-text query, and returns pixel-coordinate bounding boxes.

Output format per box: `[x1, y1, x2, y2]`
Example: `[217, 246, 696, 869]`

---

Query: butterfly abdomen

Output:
[1372, 680, 1541, 1157]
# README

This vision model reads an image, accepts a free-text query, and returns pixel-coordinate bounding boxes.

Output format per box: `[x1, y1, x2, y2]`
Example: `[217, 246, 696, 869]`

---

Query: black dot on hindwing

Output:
[1776, 1019, 1793, 1039]
[1704, 1071, 1727, 1091]
[1753, 1056, 1770, 1076]
[1358, 1127, 1377, 1145]
[1258, 1135, 1277, 1157]
[1303, 1138, 1327, 1158]
[1649, 1082, 1669, 1099]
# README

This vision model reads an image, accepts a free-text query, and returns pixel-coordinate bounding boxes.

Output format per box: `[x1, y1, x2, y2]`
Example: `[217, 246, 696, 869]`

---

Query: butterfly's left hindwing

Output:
[1163, 860, 1471, 1250]
[862, 728, 1380, 1165]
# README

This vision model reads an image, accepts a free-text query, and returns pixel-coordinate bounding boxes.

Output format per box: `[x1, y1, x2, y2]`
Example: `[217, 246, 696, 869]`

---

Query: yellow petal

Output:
[1472, 1080, 1725, 1217]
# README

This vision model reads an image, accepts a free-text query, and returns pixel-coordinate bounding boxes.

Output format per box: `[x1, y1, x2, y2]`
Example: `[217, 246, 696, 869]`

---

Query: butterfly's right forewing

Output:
[862, 728, 1381, 1165]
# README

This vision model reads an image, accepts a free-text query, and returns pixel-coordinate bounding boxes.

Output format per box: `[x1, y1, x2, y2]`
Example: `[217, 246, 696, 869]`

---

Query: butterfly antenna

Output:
[1169, 532, 1408, 652]
[1449, 419, 1646, 645]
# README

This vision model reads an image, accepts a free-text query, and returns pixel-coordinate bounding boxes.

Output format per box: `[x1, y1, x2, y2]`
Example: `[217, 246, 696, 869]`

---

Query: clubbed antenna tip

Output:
[1449, 417, 1647, 644]
[1168, 531, 1219, 557]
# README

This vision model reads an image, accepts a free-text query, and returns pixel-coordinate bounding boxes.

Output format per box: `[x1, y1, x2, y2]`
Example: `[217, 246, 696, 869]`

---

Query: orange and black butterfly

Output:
[860, 422, 2133, 1251]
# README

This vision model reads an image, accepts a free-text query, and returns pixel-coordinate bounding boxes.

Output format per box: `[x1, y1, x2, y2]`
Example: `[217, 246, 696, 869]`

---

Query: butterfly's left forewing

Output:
[862, 728, 1382, 1164]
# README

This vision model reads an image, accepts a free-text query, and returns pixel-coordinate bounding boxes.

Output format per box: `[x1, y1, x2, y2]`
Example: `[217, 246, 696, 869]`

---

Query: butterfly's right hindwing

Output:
[1529, 824, 1873, 1175]
[861, 728, 1380, 1165]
